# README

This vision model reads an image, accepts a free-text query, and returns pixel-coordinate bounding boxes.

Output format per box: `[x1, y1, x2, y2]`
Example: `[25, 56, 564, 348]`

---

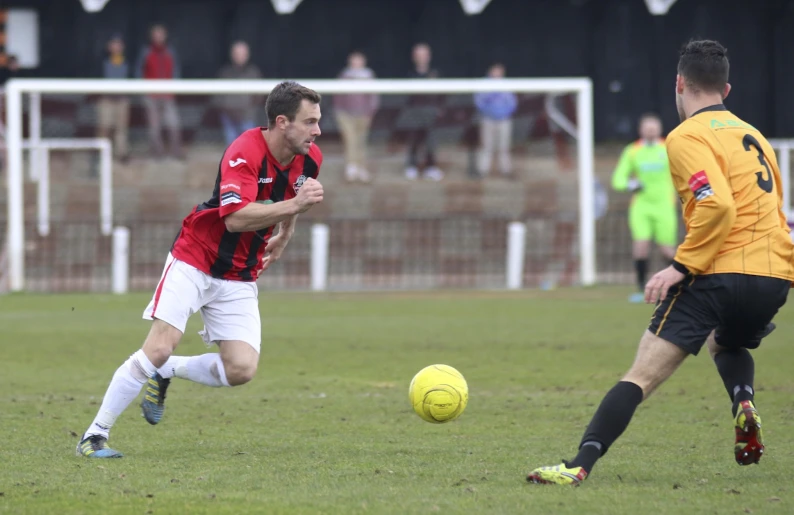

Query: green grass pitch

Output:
[1, 288, 793, 514]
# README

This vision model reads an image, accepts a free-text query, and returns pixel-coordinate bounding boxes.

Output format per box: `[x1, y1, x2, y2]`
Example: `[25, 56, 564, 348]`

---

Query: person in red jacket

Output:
[136, 24, 185, 160]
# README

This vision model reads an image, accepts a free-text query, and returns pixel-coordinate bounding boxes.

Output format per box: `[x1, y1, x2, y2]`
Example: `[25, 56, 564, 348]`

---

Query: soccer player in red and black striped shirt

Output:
[77, 81, 324, 458]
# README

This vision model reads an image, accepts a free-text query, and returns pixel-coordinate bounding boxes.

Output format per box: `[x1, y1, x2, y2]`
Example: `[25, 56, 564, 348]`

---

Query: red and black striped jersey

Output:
[171, 127, 322, 281]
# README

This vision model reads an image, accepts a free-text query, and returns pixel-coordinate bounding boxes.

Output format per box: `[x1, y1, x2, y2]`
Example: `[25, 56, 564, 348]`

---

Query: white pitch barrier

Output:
[112, 226, 130, 294]
[310, 223, 330, 292]
[505, 222, 527, 290]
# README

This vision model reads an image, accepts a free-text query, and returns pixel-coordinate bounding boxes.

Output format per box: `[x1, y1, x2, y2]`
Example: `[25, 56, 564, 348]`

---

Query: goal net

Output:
[1, 78, 599, 293]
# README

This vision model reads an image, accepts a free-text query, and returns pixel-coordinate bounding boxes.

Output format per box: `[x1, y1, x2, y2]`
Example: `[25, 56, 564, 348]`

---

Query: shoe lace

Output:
[87, 435, 107, 450]
[158, 377, 171, 404]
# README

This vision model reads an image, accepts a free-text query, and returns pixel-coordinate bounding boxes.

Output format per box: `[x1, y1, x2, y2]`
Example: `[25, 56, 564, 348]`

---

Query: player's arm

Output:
[217, 150, 322, 233]
[473, 91, 490, 111]
[225, 183, 322, 233]
[271, 213, 298, 243]
[667, 132, 736, 274]
[264, 144, 323, 239]
[225, 201, 301, 233]
[611, 145, 639, 192]
[259, 147, 323, 273]
[257, 144, 323, 238]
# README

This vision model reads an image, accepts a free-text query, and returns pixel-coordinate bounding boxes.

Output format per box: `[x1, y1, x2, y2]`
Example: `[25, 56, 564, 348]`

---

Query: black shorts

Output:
[647, 273, 790, 355]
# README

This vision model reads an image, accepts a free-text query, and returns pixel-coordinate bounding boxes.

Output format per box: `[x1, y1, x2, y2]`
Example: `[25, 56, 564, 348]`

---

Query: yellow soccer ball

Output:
[409, 364, 468, 423]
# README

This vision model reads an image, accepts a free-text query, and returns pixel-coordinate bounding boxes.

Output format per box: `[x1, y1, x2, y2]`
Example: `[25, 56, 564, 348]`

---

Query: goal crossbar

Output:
[4, 77, 595, 292]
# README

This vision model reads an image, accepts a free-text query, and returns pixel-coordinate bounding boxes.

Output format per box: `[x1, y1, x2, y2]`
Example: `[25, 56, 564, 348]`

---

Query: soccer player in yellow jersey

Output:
[527, 39, 794, 486]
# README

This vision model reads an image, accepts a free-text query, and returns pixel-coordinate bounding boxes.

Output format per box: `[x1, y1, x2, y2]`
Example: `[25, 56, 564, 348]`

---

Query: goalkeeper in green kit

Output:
[611, 113, 678, 303]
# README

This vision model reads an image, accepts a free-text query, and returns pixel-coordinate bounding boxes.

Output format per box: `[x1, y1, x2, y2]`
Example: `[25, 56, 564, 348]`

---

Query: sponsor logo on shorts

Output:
[221, 191, 242, 206]
[688, 171, 713, 201]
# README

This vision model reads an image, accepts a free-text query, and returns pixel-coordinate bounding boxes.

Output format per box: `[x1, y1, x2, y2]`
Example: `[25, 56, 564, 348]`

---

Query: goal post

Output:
[4, 77, 595, 292]
[770, 139, 794, 222]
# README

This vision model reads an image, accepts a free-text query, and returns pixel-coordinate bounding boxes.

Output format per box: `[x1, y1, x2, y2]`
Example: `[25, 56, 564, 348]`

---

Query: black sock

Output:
[568, 381, 644, 473]
[568, 442, 602, 473]
[634, 259, 648, 290]
[714, 348, 755, 416]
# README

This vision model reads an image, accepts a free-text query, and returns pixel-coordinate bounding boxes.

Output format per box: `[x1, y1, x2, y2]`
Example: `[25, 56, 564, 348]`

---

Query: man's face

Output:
[639, 117, 662, 141]
[151, 27, 167, 45]
[283, 100, 322, 155]
[413, 44, 431, 67]
[349, 53, 365, 69]
[231, 43, 249, 66]
[109, 39, 124, 55]
[489, 64, 505, 78]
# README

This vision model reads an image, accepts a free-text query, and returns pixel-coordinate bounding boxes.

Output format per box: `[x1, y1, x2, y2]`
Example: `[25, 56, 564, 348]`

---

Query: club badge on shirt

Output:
[294, 175, 306, 192]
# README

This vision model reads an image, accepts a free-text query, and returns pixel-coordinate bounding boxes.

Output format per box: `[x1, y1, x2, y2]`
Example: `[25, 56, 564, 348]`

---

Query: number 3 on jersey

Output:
[743, 134, 773, 193]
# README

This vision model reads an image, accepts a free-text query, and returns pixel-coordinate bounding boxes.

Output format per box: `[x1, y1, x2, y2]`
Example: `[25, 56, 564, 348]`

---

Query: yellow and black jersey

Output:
[666, 105, 794, 280]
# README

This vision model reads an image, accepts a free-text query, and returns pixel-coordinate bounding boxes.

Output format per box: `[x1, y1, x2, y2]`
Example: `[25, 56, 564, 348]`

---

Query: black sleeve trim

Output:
[672, 260, 690, 275]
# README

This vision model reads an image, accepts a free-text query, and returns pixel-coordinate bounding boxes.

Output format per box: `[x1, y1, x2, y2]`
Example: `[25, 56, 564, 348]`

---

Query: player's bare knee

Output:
[218, 340, 259, 386]
[622, 331, 688, 400]
[142, 319, 182, 367]
[632, 241, 650, 259]
[705, 330, 725, 360]
[223, 360, 257, 386]
[621, 367, 661, 400]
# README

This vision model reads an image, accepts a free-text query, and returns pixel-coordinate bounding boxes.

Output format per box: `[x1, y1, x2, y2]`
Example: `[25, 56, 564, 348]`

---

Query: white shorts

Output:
[142, 253, 261, 353]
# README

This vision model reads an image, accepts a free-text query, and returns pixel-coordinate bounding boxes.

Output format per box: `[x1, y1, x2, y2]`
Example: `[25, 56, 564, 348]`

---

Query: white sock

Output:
[157, 353, 230, 387]
[84, 349, 157, 439]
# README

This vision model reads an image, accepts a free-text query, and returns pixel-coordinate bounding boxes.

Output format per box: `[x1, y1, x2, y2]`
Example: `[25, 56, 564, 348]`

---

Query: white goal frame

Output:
[1, 138, 113, 238]
[4, 77, 595, 292]
[770, 139, 794, 221]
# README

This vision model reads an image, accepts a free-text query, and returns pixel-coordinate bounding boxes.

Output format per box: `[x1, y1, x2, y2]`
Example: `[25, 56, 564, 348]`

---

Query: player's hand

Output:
[294, 178, 324, 213]
[258, 233, 289, 276]
[644, 265, 686, 304]
[627, 178, 643, 194]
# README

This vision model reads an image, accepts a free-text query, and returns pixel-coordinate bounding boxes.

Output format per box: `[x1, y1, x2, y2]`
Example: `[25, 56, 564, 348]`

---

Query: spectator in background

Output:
[474, 63, 517, 177]
[0, 55, 19, 163]
[136, 24, 184, 160]
[217, 41, 262, 147]
[405, 42, 443, 181]
[97, 34, 130, 163]
[0, 54, 19, 87]
[333, 51, 379, 183]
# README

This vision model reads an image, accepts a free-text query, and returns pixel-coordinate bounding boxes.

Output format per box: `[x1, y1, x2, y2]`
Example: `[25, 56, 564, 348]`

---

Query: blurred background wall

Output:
[7, 0, 794, 141]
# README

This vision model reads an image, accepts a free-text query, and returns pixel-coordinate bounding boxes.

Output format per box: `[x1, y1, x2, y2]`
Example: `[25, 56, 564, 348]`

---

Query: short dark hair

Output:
[639, 112, 660, 123]
[677, 39, 729, 94]
[265, 81, 321, 126]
